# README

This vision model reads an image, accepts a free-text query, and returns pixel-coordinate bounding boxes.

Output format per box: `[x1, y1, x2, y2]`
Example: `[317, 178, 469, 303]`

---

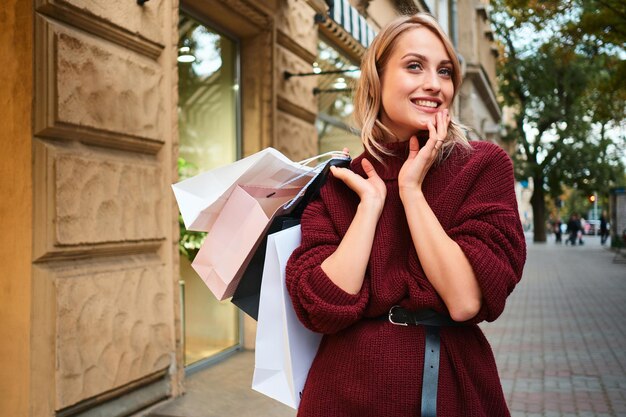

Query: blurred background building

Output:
[1, 0, 503, 415]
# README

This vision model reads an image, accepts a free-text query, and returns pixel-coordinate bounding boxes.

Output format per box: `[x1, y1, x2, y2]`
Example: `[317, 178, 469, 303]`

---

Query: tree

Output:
[491, 0, 625, 242]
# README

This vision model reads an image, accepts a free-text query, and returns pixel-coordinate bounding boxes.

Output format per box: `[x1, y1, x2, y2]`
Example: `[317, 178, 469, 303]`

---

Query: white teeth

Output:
[414, 100, 438, 108]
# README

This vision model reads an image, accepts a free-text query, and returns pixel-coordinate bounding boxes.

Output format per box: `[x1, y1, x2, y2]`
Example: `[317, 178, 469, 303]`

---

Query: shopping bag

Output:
[252, 225, 322, 409]
[190, 183, 302, 301]
[172, 147, 312, 232]
[231, 156, 351, 319]
[173, 148, 349, 301]
[230, 216, 300, 319]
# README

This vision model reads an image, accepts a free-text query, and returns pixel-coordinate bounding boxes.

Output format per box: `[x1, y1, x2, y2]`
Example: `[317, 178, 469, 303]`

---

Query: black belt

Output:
[376, 306, 465, 417]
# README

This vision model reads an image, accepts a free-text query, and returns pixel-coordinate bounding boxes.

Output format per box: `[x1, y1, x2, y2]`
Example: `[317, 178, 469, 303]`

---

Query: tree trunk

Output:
[531, 175, 547, 242]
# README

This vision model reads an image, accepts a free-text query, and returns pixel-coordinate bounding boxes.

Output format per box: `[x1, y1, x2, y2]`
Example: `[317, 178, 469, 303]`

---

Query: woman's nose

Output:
[423, 71, 441, 91]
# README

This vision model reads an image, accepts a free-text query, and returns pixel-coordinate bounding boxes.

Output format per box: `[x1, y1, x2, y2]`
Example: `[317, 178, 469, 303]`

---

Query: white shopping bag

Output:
[252, 225, 323, 409]
[172, 148, 313, 232]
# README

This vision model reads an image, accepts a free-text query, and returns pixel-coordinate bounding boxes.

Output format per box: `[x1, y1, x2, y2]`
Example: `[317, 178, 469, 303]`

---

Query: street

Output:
[146, 235, 626, 417]
[482, 235, 626, 417]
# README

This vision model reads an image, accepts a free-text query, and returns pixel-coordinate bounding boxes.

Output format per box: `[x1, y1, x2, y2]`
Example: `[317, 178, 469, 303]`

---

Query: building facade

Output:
[0, 0, 501, 415]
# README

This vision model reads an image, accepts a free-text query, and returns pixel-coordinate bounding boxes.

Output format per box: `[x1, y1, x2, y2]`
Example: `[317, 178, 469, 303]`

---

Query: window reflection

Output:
[178, 12, 240, 367]
[178, 14, 237, 174]
[315, 39, 362, 154]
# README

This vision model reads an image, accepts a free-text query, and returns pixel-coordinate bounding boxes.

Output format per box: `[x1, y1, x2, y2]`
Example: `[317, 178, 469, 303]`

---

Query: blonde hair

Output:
[353, 13, 471, 163]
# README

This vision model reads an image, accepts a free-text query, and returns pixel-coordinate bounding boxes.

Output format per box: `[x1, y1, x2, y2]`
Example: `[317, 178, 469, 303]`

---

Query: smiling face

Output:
[379, 27, 455, 141]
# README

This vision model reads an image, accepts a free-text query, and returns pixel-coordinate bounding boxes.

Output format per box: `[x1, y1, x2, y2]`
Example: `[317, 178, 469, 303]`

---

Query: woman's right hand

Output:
[321, 158, 386, 295]
[330, 158, 386, 216]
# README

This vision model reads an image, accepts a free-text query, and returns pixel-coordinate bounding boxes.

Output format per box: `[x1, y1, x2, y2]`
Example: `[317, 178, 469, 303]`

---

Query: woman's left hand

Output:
[398, 110, 450, 198]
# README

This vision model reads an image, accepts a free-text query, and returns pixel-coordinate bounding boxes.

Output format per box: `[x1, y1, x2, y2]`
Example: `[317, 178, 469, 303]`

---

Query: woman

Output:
[286, 13, 526, 417]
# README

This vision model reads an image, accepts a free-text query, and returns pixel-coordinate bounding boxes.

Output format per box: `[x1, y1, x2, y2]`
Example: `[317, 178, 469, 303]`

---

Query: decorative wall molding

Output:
[55, 370, 168, 417]
[36, 125, 165, 155]
[223, 0, 271, 28]
[277, 96, 317, 124]
[35, 18, 165, 155]
[32, 140, 166, 262]
[317, 14, 366, 63]
[33, 240, 165, 264]
[306, 0, 329, 14]
[31, 0, 176, 414]
[36, 0, 164, 60]
[277, 29, 317, 64]
[43, 254, 172, 409]
[276, 45, 318, 116]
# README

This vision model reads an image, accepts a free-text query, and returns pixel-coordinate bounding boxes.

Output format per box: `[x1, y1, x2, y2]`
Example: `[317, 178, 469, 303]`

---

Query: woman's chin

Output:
[414, 117, 435, 130]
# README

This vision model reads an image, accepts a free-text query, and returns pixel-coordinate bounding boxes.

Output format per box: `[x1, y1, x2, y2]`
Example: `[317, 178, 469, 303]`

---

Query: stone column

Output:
[31, 0, 179, 415]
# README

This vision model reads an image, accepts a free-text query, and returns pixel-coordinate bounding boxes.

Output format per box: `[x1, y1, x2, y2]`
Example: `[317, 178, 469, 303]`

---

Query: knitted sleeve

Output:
[285, 189, 370, 334]
[446, 144, 526, 323]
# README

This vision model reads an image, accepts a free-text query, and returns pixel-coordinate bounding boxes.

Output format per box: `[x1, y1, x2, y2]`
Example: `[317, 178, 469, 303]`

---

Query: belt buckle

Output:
[388, 305, 408, 326]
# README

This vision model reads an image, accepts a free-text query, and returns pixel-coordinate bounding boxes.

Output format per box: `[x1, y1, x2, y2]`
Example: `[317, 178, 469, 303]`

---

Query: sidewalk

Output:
[146, 235, 626, 417]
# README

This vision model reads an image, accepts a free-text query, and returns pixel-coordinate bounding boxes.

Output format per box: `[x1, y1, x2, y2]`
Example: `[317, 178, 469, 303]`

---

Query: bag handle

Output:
[282, 156, 351, 211]
[273, 151, 350, 192]
[297, 150, 349, 167]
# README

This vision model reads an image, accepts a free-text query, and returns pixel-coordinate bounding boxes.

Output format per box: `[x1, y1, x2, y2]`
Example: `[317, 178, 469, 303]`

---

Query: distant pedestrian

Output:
[600, 210, 609, 245]
[566, 213, 583, 246]
[554, 219, 562, 243]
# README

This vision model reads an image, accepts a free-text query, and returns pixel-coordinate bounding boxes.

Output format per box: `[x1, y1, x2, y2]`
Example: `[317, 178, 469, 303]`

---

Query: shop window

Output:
[315, 39, 362, 155]
[178, 11, 240, 367]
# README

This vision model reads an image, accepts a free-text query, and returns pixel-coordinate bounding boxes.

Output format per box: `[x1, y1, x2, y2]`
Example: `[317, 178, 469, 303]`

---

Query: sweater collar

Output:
[351, 137, 428, 180]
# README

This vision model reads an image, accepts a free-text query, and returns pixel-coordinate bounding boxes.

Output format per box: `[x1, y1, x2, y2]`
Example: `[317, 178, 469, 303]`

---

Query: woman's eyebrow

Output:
[401, 53, 452, 66]
[401, 52, 427, 61]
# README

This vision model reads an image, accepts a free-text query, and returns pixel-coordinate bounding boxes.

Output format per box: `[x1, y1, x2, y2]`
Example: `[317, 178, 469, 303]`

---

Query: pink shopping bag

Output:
[191, 184, 301, 300]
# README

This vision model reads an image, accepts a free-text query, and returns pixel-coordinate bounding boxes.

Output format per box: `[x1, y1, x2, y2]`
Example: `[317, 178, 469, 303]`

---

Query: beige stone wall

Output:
[0, 1, 34, 416]
[455, 0, 501, 139]
[456, 0, 497, 88]
[53, 256, 171, 407]
[459, 80, 499, 141]
[275, 0, 319, 159]
[31, 0, 178, 414]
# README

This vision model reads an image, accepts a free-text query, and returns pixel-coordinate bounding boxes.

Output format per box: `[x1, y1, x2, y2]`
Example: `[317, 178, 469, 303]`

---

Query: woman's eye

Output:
[407, 62, 423, 71]
[439, 68, 453, 77]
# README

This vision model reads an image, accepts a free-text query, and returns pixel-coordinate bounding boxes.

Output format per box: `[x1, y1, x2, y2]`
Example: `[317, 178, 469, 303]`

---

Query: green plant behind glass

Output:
[178, 157, 206, 262]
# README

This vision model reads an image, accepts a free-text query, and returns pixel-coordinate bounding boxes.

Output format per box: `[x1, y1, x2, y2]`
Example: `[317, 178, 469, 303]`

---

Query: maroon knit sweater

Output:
[285, 140, 526, 417]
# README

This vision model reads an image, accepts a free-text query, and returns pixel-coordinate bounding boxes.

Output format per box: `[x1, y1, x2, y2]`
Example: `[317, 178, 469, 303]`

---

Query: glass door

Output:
[177, 11, 240, 367]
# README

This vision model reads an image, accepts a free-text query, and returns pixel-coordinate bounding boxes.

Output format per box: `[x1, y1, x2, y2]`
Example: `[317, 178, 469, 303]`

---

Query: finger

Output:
[407, 136, 419, 160]
[440, 110, 450, 133]
[330, 166, 363, 193]
[361, 158, 380, 179]
[428, 121, 444, 152]
[342, 147, 349, 155]
[330, 165, 346, 180]
[439, 111, 448, 135]
[427, 121, 438, 147]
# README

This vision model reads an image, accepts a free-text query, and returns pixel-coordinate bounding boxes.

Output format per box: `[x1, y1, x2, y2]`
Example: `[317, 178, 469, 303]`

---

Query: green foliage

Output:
[177, 157, 206, 262]
[491, 0, 625, 240]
